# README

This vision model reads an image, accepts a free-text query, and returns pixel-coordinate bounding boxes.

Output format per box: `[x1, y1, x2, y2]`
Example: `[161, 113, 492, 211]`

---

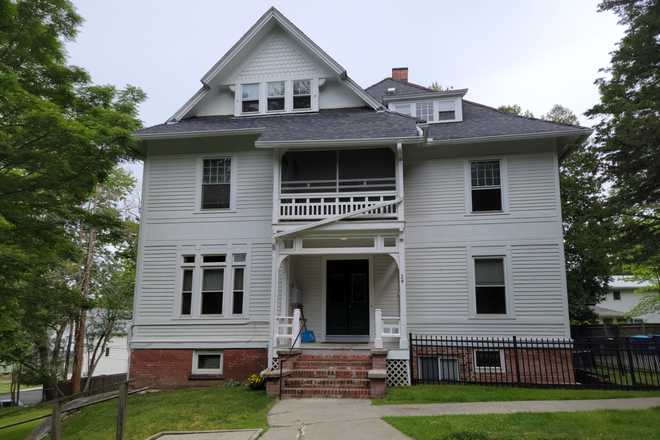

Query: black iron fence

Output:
[409, 334, 660, 390]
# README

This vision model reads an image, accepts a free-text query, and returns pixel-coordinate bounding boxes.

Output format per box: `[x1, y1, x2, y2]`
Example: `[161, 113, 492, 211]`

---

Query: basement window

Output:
[192, 350, 223, 374]
[474, 350, 504, 370]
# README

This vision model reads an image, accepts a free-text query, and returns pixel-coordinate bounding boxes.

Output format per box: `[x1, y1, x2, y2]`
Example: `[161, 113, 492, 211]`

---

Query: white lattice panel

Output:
[387, 359, 410, 386]
[236, 35, 320, 81]
[271, 357, 279, 371]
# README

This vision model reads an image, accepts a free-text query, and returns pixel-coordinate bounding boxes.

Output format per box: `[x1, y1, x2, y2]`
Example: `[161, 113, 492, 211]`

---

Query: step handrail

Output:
[279, 317, 307, 399]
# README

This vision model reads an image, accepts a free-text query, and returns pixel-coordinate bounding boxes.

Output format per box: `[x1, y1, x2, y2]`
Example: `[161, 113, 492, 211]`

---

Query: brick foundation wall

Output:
[130, 348, 268, 389]
[411, 347, 575, 385]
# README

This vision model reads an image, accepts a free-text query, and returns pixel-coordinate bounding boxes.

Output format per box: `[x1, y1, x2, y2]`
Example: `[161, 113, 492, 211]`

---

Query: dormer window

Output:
[293, 80, 311, 109]
[241, 84, 260, 113]
[268, 81, 285, 111]
[389, 96, 462, 123]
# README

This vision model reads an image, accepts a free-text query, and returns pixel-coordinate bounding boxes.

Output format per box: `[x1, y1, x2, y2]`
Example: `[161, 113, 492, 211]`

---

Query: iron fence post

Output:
[513, 336, 521, 386]
[408, 333, 414, 385]
[625, 338, 637, 387]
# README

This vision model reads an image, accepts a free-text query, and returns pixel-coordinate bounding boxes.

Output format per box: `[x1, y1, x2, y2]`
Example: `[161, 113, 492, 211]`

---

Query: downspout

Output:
[417, 123, 430, 147]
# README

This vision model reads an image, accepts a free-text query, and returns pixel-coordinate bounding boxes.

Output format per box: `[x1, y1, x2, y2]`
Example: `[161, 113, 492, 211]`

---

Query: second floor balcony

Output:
[277, 147, 402, 222]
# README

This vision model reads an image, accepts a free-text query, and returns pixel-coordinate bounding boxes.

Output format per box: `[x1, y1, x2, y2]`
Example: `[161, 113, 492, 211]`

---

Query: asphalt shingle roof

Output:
[134, 107, 420, 142]
[365, 77, 432, 104]
[428, 100, 591, 141]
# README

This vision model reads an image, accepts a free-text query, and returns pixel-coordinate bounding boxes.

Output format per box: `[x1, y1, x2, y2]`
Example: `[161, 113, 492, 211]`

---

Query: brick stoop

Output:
[280, 354, 374, 399]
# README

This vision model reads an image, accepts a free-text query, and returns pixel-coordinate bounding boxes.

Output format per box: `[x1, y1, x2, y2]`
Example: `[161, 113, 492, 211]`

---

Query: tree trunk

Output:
[71, 187, 99, 395]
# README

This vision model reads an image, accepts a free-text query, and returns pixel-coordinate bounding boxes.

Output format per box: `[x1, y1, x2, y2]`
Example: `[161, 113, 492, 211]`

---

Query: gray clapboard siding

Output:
[146, 158, 197, 212]
[235, 151, 273, 213]
[137, 246, 177, 319]
[508, 155, 557, 212]
[512, 244, 565, 317]
[135, 323, 270, 342]
[248, 242, 273, 322]
[404, 159, 465, 217]
[407, 322, 568, 338]
[405, 246, 470, 317]
[373, 254, 399, 317]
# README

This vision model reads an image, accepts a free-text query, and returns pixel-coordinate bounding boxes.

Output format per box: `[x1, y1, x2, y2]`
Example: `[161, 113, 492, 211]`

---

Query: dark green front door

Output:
[326, 260, 369, 336]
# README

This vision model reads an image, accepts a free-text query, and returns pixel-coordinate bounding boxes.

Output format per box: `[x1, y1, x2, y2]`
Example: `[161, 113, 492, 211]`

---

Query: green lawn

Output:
[51, 386, 276, 440]
[0, 381, 41, 393]
[373, 384, 660, 405]
[0, 406, 52, 440]
[384, 406, 660, 440]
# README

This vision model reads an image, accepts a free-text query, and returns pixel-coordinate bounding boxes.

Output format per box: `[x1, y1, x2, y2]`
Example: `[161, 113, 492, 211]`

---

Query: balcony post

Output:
[375, 309, 383, 349]
[398, 234, 408, 350]
[292, 308, 301, 348]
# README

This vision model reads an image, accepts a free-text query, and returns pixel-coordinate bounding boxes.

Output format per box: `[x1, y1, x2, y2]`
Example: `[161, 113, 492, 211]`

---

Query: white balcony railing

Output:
[274, 309, 301, 348]
[375, 309, 402, 349]
[279, 194, 398, 221]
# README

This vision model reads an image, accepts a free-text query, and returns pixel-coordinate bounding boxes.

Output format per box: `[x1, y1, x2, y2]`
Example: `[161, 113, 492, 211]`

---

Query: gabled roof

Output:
[169, 7, 383, 122]
[610, 276, 655, 290]
[135, 107, 421, 146]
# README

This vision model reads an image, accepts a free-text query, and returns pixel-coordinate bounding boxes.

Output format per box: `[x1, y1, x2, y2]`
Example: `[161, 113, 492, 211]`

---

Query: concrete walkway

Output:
[262, 397, 660, 439]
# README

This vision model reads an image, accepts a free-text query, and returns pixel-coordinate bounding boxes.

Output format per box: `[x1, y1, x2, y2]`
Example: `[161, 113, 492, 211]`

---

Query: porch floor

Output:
[276, 341, 401, 355]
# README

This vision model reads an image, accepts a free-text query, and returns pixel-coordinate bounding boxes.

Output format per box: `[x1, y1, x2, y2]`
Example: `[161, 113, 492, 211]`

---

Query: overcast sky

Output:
[64, 0, 624, 183]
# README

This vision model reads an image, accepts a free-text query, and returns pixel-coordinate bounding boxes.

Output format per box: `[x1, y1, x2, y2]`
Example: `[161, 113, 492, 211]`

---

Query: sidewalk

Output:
[262, 397, 660, 439]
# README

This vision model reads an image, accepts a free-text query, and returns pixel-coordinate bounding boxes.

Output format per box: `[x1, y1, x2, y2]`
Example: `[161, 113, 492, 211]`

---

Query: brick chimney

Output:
[392, 67, 408, 82]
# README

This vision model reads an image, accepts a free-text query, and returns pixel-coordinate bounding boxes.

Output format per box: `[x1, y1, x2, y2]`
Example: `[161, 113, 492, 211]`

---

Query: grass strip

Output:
[50, 386, 275, 440]
[0, 407, 51, 440]
[383, 406, 660, 440]
[373, 384, 660, 405]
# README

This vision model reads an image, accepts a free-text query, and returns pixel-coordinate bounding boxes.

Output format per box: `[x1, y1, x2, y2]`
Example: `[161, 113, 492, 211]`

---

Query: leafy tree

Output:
[586, 0, 660, 211]
[497, 104, 534, 118]
[542, 104, 579, 126]
[0, 0, 145, 394]
[429, 81, 454, 91]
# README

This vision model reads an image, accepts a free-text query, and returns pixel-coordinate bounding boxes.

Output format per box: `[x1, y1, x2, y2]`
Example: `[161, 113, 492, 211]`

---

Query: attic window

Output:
[242, 84, 259, 112]
[437, 100, 456, 121]
[293, 80, 311, 109]
[390, 98, 461, 123]
[268, 81, 285, 111]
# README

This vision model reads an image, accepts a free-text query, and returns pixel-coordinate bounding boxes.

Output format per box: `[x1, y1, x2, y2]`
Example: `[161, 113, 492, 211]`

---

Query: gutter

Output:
[271, 196, 403, 248]
[255, 136, 421, 149]
[425, 129, 593, 147]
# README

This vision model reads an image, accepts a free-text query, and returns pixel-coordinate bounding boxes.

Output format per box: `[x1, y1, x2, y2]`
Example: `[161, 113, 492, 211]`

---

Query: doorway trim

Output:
[321, 255, 374, 343]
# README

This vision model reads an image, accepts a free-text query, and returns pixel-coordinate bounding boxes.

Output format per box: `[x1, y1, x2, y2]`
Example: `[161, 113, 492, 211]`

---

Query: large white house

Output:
[128, 8, 591, 394]
[593, 276, 660, 324]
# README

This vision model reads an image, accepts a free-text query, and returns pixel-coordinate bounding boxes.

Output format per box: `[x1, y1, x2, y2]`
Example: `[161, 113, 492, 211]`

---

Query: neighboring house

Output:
[593, 277, 660, 324]
[128, 8, 591, 392]
[66, 320, 130, 379]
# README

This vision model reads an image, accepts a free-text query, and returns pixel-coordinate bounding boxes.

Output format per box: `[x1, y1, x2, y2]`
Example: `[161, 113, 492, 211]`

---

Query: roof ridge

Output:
[364, 77, 434, 93]
[463, 100, 591, 130]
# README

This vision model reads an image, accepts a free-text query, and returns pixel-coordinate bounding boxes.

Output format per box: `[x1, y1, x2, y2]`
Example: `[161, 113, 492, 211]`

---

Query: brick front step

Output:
[281, 387, 372, 398]
[290, 369, 370, 379]
[292, 361, 372, 368]
[298, 354, 372, 362]
[285, 378, 370, 388]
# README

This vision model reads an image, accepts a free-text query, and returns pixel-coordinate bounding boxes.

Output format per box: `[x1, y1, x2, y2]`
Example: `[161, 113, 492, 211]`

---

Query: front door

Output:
[326, 260, 369, 340]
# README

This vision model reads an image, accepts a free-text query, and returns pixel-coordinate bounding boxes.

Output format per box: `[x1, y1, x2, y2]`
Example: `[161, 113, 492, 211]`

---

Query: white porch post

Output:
[292, 308, 301, 348]
[268, 245, 288, 368]
[398, 237, 408, 349]
[375, 309, 383, 349]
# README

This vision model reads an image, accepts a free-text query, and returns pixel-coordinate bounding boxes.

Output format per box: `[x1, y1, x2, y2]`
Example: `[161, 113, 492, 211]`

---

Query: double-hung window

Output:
[470, 161, 502, 212]
[231, 254, 246, 315]
[293, 80, 311, 109]
[181, 256, 195, 315]
[201, 255, 225, 315]
[474, 258, 507, 315]
[202, 158, 231, 210]
[241, 84, 260, 113]
[267, 81, 285, 111]
[416, 102, 434, 122]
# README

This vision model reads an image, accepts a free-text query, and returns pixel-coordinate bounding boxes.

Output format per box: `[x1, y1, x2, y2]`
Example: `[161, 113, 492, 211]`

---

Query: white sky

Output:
[64, 0, 624, 184]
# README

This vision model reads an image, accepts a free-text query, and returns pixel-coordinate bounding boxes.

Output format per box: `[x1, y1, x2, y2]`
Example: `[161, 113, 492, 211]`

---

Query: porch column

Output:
[398, 236, 408, 349]
[268, 246, 288, 369]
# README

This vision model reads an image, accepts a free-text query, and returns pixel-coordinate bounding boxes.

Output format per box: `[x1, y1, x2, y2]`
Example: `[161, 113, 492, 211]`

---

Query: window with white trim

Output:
[192, 350, 223, 374]
[293, 79, 312, 110]
[177, 253, 249, 318]
[391, 98, 461, 123]
[241, 84, 260, 113]
[613, 290, 621, 301]
[418, 356, 459, 381]
[202, 158, 232, 210]
[474, 258, 507, 315]
[470, 161, 502, 212]
[267, 81, 285, 111]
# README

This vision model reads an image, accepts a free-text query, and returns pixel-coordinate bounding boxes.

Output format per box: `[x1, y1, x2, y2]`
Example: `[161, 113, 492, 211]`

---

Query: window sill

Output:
[465, 211, 509, 216]
[193, 209, 237, 215]
[188, 373, 224, 380]
[171, 317, 250, 324]
[468, 316, 516, 320]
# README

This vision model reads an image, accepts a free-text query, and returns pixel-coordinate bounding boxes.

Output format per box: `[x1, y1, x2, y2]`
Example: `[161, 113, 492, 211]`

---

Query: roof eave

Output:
[383, 89, 469, 103]
[255, 136, 422, 149]
[134, 127, 266, 141]
[425, 129, 593, 147]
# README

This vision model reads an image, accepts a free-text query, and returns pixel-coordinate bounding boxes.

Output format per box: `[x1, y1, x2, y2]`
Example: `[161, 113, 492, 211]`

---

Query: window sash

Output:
[202, 158, 231, 210]
[475, 350, 502, 368]
[232, 267, 244, 315]
[201, 268, 223, 315]
[475, 258, 506, 315]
